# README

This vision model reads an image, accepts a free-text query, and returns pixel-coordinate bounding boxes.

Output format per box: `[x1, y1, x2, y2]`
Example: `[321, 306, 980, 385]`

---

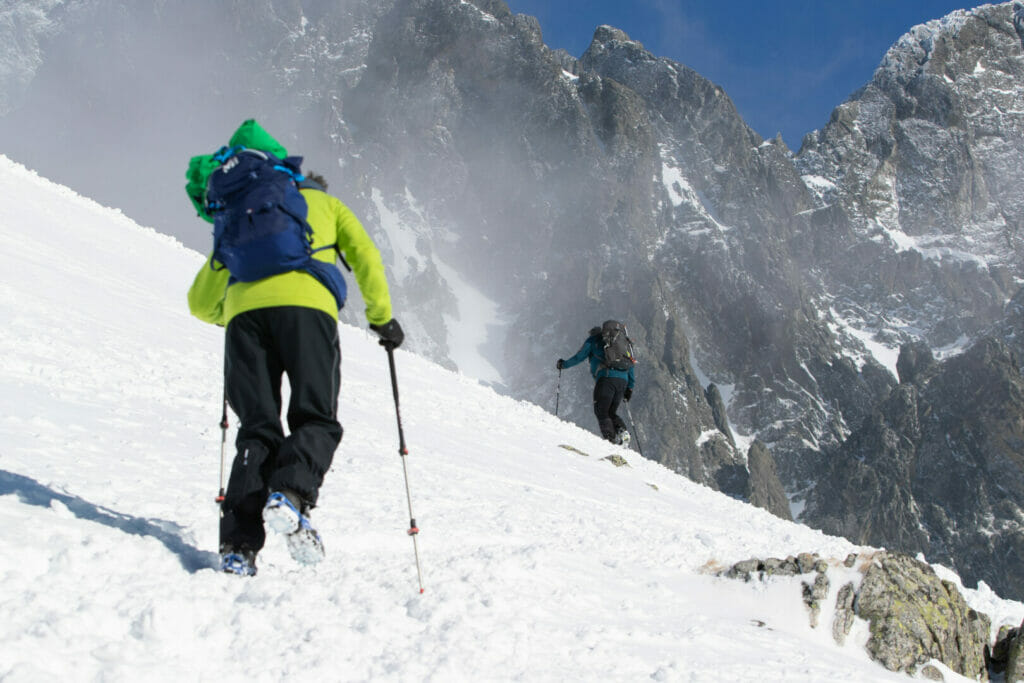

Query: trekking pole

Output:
[216, 391, 228, 508]
[555, 368, 562, 416]
[624, 401, 644, 457]
[385, 345, 425, 594]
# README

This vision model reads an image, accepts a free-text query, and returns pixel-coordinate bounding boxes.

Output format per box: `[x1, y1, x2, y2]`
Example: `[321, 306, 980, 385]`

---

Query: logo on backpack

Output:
[205, 146, 347, 310]
[600, 320, 635, 371]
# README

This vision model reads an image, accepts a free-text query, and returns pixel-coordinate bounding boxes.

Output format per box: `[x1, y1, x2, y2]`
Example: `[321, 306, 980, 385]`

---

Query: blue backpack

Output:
[205, 146, 347, 310]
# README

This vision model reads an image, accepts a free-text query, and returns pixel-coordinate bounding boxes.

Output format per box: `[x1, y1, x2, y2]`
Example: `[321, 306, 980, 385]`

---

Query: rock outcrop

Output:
[855, 553, 989, 679]
[990, 618, 1024, 681]
[722, 551, 994, 680]
[745, 440, 792, 521]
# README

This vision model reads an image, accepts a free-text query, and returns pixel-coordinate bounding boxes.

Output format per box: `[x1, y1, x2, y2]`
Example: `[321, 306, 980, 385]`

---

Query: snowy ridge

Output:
[877, 7, 975, 79]
[794, 0, 1024, 376]
[1, 155, 1021, 680]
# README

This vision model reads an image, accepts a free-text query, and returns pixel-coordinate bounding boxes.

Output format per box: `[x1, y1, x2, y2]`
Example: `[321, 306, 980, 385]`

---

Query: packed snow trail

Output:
[0, 156, 1020, 681]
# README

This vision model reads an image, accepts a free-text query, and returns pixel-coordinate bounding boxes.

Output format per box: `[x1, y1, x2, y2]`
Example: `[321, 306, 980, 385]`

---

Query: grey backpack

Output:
[599, 320, 635, 371]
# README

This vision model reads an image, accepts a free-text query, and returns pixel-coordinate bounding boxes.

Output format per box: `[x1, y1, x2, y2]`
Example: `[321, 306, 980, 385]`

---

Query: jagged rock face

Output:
[792, 1, 1024, 601]
[745, 440, 792, 521]
[296, 0, 830, 491]
[574, 20, 894, 487]
[802, 338, 1024, 599]
[992, 619, 1024, 680]
[996, 286, 1024, 361]
[797, 3, 1024, 349]
[896, 340, 937, 384]
[1008, 621, 1024, 682]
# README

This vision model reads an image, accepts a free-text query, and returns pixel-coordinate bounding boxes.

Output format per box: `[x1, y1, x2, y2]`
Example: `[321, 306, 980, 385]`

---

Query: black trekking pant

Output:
[593, 376, 628, 442]
[220, 306, 342, 551]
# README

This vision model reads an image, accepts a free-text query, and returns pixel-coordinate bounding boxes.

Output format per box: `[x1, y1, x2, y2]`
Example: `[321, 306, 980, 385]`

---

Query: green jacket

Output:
[187, 187, 393, 327]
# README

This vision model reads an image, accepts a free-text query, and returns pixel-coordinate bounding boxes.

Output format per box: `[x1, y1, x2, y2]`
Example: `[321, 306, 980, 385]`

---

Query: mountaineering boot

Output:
[220, 545, 258, 577]
[263, 490, 325, 566]
[263, 490, 303, 534]
[616, 428, 631, 447]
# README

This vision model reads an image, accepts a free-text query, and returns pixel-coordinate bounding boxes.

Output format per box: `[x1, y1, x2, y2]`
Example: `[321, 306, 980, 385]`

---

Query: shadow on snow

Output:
[0, 468, 217, 573]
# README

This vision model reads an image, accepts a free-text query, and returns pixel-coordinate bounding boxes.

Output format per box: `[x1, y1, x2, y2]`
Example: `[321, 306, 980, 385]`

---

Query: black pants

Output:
[593, 376, 627, 441]
[220, 306, 342, 551]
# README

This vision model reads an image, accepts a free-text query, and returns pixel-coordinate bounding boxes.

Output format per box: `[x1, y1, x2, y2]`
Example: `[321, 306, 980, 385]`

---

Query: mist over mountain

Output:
[2, 0, 1022, 599]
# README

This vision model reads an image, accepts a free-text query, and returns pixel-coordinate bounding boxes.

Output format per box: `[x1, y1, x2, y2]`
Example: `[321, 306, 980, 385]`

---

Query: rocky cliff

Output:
[802, 337, 1024, 599]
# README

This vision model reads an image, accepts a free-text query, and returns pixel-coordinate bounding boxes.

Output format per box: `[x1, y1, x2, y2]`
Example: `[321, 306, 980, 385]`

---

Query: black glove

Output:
[370, 318, 405, 350]
[556, 359, 565, 370]
[623, 387, 633, 402]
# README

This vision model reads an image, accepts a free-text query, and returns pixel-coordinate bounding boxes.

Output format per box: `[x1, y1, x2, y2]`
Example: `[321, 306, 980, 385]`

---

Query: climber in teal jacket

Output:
[557, 326, 635, 443]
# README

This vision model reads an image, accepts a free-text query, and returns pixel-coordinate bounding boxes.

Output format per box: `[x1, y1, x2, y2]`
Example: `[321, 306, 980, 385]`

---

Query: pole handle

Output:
[386, 346, 408, 458]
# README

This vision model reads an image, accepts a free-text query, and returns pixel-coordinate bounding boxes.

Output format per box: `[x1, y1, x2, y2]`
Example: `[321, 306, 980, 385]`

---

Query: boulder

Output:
[855, 552, 990, 679]
[721, 551, 995, 679]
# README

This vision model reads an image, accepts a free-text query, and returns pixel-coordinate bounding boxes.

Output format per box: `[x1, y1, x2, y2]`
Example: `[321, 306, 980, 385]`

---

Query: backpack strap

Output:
[311, 243, 352, 272]
[272, 157, 305, 182]
[272, 192, 352, 273]
[212, 145, 244, 163]
[295, 178, 347, 270]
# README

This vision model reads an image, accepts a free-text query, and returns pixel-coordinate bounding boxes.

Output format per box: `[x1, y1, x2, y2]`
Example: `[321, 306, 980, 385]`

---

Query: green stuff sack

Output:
[184, 119, 290, 223]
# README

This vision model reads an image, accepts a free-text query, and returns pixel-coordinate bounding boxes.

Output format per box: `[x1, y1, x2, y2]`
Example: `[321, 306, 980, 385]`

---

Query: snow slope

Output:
[0, 155, 1020, 681]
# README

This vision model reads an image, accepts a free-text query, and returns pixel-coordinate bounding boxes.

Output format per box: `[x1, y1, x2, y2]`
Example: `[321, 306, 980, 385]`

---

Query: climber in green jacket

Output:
[186, 119, 404, 575]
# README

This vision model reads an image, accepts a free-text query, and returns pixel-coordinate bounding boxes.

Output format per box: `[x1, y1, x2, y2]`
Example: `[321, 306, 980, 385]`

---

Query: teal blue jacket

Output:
[561, 335, 635, 388]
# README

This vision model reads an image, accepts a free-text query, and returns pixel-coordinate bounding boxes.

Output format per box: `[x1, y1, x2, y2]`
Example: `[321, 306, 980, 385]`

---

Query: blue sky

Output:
[504, 0, 979, 150]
